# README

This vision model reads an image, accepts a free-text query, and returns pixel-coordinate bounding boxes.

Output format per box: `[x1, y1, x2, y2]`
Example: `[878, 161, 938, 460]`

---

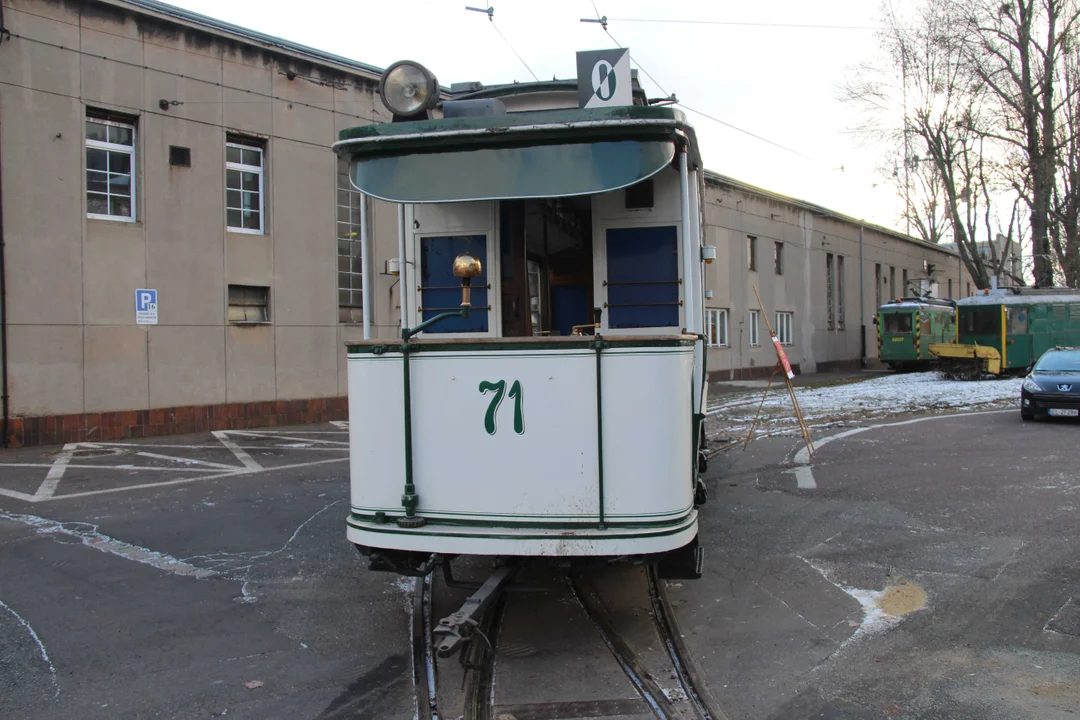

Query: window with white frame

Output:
[85, 115, 136, 221]
[837, 255, 846, 329]
[226, 140, 264, 233]
[705, 308, 728, 347]
[337, 158, 364, 324]
[776, 311, 794, 345]
[749, 309, 760, 346]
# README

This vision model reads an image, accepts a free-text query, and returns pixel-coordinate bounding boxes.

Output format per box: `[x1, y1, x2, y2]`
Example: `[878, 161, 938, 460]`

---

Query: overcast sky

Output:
[168, 0, 904, 231]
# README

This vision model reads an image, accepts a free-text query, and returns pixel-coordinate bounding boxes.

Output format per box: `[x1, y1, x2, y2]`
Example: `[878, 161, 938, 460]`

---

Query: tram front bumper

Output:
[346, 510, 698, 557]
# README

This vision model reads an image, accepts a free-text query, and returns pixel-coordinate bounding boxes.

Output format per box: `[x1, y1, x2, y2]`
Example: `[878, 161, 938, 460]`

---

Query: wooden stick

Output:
[742, 368, 778, 451]
[751, 284, 815, 457]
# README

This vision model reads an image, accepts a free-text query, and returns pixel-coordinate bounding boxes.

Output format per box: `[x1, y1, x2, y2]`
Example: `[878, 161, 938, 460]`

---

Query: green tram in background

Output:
[875, 297, 958, 371]
[929, 287, 1080, 375]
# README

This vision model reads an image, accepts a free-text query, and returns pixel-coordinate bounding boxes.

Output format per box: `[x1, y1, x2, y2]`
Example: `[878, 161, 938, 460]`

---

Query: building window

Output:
[776, 311, 794, 345]
[705, 308, 728, 347]
[889, 266, 896, 296]
[227, 285, 270, 323]
[902, 268, 909, 295]
[826, 253, 835, 330]
[837, 255, 845, 330]
[748, 235, 757, 271]
[749, 309, 760, 346]
[966, 282, 971, 297]
[774, 241, 783, 275]
[85, 114, 136, 221]
[875, 263, 882, 306]
[226, 139, 264, 233]
[948, 279, 953, 299]
[337, 159, 364, 323]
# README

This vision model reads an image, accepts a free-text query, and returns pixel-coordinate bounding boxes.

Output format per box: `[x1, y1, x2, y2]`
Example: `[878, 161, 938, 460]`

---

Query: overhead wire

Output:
[467, 6, 539, 82]
[585, 2, 815, 162]
[605, 17, 879, 31]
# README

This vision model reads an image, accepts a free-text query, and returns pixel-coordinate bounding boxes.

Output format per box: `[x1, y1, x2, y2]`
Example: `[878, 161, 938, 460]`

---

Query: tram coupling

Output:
[432, 561, 520, 659]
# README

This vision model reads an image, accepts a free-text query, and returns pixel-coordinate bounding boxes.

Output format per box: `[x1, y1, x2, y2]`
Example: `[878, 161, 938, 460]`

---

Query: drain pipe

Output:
[859, 224, 866, 367]
[0, 91, 8, 446]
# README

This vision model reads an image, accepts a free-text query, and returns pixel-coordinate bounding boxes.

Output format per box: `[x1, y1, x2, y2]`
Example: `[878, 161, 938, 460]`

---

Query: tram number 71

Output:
[478, 380, 525, 435]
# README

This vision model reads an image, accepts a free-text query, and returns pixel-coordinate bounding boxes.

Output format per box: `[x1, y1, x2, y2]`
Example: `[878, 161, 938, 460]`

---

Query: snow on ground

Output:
[706, 371, 1022, 448]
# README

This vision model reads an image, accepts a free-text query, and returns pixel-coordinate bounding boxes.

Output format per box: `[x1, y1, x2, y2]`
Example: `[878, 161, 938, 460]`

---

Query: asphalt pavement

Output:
[0, 411, 1077, 719]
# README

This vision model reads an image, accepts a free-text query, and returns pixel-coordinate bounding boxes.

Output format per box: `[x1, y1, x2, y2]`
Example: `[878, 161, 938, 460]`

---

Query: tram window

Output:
[962, 308, 999, 334]
[606, 226, 679, 329]
[883, 313, 912, 333]
[1007, 307, 1029, 334]
[625, 179, 654, 209]
[419, 235, 489, 333]
[527, 260, 543, 335]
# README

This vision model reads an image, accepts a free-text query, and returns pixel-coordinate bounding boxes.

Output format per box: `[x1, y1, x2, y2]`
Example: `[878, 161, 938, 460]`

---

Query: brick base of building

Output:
[5, 397, 349, 448]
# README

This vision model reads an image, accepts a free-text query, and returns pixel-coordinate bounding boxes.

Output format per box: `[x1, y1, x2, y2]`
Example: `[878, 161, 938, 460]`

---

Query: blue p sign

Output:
[135, 289, 158, 324]
[137, 290, 156, 311]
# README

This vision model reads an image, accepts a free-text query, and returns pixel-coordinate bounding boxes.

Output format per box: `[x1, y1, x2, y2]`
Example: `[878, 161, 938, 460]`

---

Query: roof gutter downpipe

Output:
[0, 81, 8, 447]
[859, 224, 866, 368]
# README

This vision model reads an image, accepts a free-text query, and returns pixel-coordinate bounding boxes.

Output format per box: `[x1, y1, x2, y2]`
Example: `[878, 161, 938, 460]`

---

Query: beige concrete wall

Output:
[702, 179, 973, 375]
[0, 0, 978, 419]
[1, 0, 386, 417]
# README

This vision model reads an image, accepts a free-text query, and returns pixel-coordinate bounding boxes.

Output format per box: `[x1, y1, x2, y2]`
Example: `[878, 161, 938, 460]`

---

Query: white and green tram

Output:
[333, 53, 714, 587]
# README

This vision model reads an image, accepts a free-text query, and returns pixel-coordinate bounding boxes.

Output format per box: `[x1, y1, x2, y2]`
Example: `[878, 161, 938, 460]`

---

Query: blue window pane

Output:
[606, 226, 679, 328]
[420, 235, 488, 333]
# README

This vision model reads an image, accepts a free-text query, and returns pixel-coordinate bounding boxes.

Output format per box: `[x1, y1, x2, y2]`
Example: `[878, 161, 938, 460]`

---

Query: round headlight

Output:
[380, 60, 438, 117]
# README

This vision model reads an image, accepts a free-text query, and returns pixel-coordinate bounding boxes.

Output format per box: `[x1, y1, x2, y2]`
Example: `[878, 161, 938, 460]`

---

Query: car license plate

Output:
[1048, 408, 1079, 417]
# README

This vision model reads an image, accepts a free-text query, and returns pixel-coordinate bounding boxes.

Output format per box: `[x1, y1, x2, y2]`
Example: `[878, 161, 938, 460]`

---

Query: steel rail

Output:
[647, 566, 731, 720]
[412, 574, 442, 720]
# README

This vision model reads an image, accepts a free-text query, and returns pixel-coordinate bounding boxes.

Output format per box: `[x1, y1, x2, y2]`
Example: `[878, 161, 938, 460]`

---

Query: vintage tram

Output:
[332, 52, 712, 590]
[930, 287, 1080, 375]
[875, 297, 957, 371]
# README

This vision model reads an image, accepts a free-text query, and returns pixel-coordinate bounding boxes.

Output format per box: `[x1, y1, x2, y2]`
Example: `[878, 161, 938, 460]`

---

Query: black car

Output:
[1021, 347, 1080, 421]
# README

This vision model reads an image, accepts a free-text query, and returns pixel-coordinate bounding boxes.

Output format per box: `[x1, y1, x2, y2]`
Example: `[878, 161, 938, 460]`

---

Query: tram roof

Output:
[334, 106, 701, 204]
[958, 290, 1080, 307]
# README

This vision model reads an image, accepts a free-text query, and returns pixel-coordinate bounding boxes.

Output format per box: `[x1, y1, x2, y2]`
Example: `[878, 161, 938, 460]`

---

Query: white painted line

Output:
[329, 421, 349, 429]
[0, 510, 214, 578]
[0, 597, 58, 696]
[790, 409, 1015, 490]
[33, 443, 77, 501]
[0, 488, 37, 501]
[0, 463, 223, 473]
[134, 451, 241, 471]
[31, 456, 348, 502]
[793, 466, 817, 489]
[224, 431, 348, 446]
[212, 431, 262, 471]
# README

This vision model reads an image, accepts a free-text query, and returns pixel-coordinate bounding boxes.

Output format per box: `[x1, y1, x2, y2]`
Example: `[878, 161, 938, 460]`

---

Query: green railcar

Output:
[929, 288, 1080, 375]
[875, 297, 958, 371]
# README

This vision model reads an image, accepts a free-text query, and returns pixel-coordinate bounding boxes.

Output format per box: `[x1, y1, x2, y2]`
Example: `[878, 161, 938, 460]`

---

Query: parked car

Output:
[1020, 346, 1080, 421]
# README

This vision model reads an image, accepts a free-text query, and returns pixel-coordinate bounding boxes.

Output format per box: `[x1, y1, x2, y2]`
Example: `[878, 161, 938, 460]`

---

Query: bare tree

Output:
[950, 0, 1080, 287]
[843, 0, 1018, 288]
[1050, 42, 1080, 285]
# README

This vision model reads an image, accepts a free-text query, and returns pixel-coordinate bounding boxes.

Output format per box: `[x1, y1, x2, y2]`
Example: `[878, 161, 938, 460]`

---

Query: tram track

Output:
[412, 574, 441, 720]
[407, 563, 729, 720]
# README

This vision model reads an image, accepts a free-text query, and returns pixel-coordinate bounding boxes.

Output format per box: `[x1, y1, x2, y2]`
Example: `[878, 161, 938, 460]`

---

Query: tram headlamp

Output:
[379, 60, 439, 118]
[453, 253, 483, 311]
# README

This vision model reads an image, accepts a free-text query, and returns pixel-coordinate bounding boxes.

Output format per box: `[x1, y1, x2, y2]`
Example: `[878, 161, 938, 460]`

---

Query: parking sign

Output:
[136, 289, 158, 325]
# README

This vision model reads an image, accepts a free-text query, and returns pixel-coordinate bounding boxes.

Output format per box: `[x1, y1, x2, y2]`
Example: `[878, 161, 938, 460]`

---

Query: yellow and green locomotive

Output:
[930, 288, 1080, 375]
[875, 297, 958, 371]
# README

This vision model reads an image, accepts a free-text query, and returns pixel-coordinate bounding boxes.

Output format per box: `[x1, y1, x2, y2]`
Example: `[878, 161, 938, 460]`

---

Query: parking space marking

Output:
[211, 431, 262, 471]
[790, 409, 1015, 490]
[134, 451, 244, 471]
[225, 430, 348, 446]
[0, 428, 351, 503]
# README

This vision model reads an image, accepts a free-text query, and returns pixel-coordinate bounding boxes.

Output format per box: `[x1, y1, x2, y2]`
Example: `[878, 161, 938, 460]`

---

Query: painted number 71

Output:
[478, 380, 524, 435]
